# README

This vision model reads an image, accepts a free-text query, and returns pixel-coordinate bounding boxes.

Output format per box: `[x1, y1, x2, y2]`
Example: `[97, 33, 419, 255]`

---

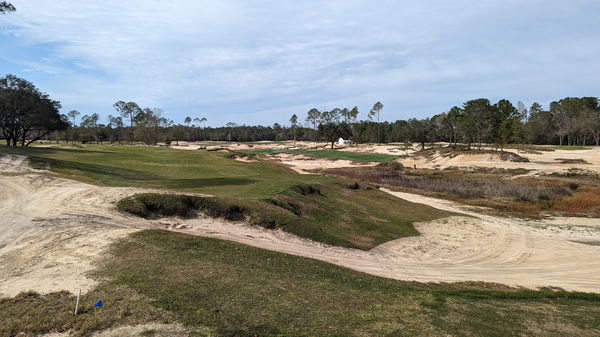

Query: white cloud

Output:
[1, 0, 599, 125]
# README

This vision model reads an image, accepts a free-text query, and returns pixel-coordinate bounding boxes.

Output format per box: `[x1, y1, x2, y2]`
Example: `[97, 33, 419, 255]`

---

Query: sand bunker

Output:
[269, 152, 377, 174]
[1, 153, 600, 298]
[399, 147, 600, 175]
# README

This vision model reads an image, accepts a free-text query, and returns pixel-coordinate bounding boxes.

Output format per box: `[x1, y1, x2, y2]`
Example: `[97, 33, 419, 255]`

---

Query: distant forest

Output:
[1, 75, 599, 148]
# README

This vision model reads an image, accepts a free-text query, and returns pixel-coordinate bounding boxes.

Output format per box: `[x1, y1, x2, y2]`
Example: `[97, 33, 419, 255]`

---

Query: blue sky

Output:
[1, 1, 599, 126]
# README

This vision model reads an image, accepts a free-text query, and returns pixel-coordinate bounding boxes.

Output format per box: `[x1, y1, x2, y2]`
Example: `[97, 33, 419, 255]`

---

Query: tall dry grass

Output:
[327, 167, 571, 202]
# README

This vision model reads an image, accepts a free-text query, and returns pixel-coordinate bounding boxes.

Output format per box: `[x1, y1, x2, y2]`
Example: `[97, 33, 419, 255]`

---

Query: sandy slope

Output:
[0, 156, 145, 296]
[269, 152, 378, 174]
[1, 154, 600, 298]
[399, 147, 600, 175]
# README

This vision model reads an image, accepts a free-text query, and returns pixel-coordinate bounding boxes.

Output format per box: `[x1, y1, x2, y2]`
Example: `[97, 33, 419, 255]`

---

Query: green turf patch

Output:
[0, 286, 175, 337]
[552, 145, 593, 151]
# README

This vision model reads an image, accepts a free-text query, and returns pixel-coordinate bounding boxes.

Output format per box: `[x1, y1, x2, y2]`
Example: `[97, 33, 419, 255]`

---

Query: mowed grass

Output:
[552, 145, 593, 151]
[1, 144, 324, 198]
[6, 229, 596, 337]
[241, 148, 398, 162]
[0, 144, 449, 249]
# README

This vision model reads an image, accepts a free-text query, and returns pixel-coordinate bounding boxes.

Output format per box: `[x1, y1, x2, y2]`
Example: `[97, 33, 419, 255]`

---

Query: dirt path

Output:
[1, 154, 600, 297]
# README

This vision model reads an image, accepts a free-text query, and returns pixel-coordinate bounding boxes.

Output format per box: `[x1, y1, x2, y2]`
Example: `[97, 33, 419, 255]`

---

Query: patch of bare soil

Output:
[42, 323, 188, 337]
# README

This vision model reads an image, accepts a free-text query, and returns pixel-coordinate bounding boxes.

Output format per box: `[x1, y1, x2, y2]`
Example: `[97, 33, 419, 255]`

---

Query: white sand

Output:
[269, 152, 377, 174]
[398, 147, 600, 175]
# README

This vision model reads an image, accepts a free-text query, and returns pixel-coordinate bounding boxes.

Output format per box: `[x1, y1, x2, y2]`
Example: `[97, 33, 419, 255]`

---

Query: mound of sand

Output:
[399, 147, 600, 175]
[270, 152, 377, 174]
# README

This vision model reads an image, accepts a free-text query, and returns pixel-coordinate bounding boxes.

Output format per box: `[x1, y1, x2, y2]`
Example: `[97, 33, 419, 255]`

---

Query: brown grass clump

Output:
[552, 187, 600, 213]
[326, 167, 569, 202]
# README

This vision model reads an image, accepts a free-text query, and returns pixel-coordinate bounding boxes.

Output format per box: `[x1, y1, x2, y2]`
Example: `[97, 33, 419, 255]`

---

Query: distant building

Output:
[337, 138, 350, 145]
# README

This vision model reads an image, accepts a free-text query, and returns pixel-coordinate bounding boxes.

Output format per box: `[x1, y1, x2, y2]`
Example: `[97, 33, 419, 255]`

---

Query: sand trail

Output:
[1, 154, 600, 297]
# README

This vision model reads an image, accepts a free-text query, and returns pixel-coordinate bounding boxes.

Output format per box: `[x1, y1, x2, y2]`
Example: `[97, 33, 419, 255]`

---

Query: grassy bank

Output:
[4, 229, 599, 336]
[118, 180, 451, 249]
[0, 144, 450, 249]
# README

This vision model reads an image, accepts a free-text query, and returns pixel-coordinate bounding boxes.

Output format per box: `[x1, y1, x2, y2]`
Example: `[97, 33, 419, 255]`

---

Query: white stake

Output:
[74, 289, 81, 315]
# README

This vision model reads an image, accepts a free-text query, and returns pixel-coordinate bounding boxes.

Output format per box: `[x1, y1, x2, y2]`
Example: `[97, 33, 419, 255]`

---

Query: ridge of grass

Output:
[117, 180, 452, 250]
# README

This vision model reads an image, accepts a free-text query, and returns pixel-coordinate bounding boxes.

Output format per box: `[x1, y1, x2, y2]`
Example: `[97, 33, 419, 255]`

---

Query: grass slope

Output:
[5, 229, 598, 336]
[0, 144, 450, 249]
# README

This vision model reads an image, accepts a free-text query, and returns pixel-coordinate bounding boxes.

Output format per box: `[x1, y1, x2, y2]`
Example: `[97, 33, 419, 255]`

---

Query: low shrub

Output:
[293, 184, 321, 195]
[116, 196, 150, 218]
[346, 182, 360, 190]
[497, 152, 529, 162]
[375, 162, 404, 170]
[118, 193, 295, 229]
[267, 197, 302, 215]
[118, 193, 245, 220]
[555, 158, 589, 164]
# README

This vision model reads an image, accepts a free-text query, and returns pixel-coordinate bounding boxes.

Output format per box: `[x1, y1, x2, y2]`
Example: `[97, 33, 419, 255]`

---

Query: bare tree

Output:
[305, 108, 321, 144]
[369, 102, 383, 145]
[289, 114, 298, 142]
[67, 110, 80, 127]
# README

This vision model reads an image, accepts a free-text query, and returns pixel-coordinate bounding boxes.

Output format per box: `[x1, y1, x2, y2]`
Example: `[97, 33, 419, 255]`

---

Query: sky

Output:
[1, 1, 599, 126]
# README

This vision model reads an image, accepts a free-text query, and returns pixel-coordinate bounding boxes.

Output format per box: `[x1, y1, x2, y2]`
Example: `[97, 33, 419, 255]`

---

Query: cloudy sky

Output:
[1, 1, 599, 126]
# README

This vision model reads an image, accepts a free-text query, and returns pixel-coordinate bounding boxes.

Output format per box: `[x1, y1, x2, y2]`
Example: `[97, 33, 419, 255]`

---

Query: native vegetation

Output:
[0, 75, 68, 146]
[325, 163, 600, 215]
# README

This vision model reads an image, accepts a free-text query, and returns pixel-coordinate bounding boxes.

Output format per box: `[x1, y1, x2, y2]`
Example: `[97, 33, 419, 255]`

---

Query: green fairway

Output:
[240, 148, 398, 162]
[1, 144, 331, 198]
[552, 145, 593, 151]
[4, 229, 598, 336]
[0, 144, 451, 249]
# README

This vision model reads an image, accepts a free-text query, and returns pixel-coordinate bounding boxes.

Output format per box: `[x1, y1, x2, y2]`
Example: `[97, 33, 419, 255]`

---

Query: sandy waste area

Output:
[1, 153, 600, 300]
[398, 147, 600, 176]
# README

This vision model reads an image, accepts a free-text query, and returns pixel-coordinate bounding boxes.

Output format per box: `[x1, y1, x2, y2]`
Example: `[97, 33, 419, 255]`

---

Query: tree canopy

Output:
[0, 74, 68, 146]
[0, 1, 15, 14]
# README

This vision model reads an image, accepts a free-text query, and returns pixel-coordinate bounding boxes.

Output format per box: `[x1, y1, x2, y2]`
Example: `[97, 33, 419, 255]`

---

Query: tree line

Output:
[2, 74, 599, 148]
